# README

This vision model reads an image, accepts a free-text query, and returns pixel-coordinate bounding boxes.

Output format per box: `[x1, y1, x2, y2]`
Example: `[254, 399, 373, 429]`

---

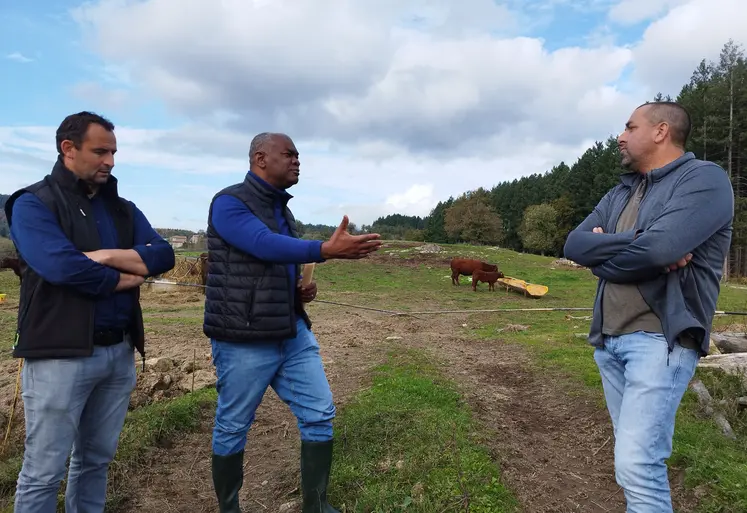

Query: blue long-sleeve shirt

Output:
[11, 192, 175, 330]
[211, 172, 325, 299]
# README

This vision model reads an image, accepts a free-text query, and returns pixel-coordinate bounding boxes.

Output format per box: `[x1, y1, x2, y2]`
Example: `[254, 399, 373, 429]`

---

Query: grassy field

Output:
[312, 243, 747, 512]
[0, 241, 746, 511]
[330, 349, 519, 512]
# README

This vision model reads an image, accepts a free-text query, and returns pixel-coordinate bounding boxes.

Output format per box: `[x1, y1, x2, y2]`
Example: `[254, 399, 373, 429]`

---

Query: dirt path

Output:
[120, 305, 394, 512]
[118, 300, 695, 513]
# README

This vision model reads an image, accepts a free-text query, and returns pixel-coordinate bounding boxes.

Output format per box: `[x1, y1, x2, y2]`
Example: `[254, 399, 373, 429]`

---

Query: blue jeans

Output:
[14, 340, 137, 513]
[211, 319, 336, 456]
[594, 331, 700, 513]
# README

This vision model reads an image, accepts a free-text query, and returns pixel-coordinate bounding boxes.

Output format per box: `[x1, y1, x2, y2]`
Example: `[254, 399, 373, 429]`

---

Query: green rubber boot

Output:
[300, 440, 341, 513]
[212, 451, 244, 513]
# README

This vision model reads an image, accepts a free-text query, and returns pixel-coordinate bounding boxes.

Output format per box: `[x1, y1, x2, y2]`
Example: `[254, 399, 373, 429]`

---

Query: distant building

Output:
[170, 235, 188, 248]
[190, 234, 202, 245]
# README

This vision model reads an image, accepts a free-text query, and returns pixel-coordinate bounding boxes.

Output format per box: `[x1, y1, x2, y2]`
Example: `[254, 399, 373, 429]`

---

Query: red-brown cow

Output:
[472, 269, 504, 291]
[450, 258, 499, 285]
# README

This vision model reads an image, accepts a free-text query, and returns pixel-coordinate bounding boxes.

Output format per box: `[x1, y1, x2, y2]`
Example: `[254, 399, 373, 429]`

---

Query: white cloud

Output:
[608, 0, 690, 24]
[386, 184, 435, 214]
[71, 0, 638, 156]
[630, 0, 747, 95]
[70, 82, 131, 111]
[5, 52, 33, 63]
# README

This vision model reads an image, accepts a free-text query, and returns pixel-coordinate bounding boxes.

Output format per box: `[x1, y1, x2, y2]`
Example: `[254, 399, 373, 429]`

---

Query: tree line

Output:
[298, 214, 426, 241]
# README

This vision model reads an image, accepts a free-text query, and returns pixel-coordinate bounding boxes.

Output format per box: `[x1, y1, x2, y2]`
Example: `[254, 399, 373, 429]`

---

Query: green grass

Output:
[330, 349, 518, 513]
[0, 271, 19, 354]
[314, 242, 747, 511]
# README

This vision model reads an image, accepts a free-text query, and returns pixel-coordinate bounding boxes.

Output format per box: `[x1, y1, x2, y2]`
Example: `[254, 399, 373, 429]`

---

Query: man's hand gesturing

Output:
[320, 215, 383, 259]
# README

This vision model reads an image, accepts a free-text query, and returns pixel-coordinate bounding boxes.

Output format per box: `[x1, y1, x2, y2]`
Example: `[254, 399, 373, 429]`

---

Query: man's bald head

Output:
[637, 101, 691, 149]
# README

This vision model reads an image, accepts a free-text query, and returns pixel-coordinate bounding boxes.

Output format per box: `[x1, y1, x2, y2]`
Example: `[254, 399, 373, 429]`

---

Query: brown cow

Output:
[472, 269, 504, 291]
[450, 258, 499, 285]
[0, 257, 22, 283]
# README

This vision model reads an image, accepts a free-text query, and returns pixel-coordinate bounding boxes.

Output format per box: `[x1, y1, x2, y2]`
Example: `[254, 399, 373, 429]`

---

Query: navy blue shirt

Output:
[11, 192, 175, 330]
[211, 172, 325, 302]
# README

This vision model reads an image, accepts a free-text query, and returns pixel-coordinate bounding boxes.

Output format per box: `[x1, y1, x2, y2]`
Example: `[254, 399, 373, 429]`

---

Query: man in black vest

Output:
[205, 132, 382, 513]
[4, 111, 175, 512]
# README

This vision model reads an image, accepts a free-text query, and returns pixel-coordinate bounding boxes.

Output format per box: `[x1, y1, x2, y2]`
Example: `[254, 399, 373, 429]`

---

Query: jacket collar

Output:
[620, 152, 696, 187]
[50, 156, 120, 198]
[243, 170, 293, 204]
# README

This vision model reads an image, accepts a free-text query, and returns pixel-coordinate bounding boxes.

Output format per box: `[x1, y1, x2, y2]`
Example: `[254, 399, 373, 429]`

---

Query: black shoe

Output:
[212, 451, 244, 513]
[300, 440, 340, 513]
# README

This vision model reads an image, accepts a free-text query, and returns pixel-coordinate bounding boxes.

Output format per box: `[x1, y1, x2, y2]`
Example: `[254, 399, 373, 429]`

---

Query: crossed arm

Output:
[83, 207, 176, 279]
[10, 193, 175, 297]
[563, 166, 734, 283]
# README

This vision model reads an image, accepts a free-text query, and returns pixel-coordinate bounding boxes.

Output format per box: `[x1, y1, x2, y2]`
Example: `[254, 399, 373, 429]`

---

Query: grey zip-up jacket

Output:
[563, 152, 733, 356]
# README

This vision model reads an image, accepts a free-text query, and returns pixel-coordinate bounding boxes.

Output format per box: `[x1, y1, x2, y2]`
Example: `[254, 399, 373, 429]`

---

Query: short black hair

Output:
[56, 111, 115, 155]
[638, 101, 691, 149]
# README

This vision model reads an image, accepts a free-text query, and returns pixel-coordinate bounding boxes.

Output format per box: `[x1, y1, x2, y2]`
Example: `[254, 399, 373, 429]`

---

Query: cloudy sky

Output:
[2, 0, 746, 231]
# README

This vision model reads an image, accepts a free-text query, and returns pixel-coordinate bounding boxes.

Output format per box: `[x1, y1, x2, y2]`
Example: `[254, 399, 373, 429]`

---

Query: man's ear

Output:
[653, 122, 669, 144]
[255, 151, 267, 169]
[60, 139, 77, 159]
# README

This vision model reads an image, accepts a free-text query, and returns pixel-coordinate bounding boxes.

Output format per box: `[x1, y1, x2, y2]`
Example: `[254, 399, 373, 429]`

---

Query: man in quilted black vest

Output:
[204, 132, 382, 513]
[5, 111, 175, 512]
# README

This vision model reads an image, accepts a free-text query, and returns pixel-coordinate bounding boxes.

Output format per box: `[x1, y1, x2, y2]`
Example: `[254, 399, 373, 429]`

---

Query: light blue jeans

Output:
[211, 318, 336, 456]
[14, 340, 137, 513]
[594, 330, 700, 513]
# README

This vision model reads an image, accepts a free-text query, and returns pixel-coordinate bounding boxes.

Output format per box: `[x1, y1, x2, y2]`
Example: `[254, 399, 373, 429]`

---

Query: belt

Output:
[93, 328, 126, 347]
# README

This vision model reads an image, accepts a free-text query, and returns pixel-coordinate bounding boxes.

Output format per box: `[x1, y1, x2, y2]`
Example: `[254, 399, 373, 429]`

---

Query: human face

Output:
[617, 106, 658, 172]
[60, 123, 117, 188]
[258, 135, 300, 189]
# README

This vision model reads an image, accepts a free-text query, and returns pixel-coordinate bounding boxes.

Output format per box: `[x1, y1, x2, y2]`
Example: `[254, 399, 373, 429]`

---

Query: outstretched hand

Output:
[321, 215, 383, 259]
[592, 226, 692, 273]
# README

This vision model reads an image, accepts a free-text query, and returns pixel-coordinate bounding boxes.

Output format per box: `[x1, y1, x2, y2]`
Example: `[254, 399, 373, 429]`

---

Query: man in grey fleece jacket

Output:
[564, 101, 733, 513]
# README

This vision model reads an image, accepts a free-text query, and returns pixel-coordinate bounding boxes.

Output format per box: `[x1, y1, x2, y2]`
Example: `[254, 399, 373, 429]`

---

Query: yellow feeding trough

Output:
[0, 293, 6, 303]
[496, 276, 549, 298]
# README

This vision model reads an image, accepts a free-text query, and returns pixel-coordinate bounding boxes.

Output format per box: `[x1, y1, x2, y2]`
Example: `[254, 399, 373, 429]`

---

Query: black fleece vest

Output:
[4, 159, 145, 359]
[203, 173, 310, 343]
